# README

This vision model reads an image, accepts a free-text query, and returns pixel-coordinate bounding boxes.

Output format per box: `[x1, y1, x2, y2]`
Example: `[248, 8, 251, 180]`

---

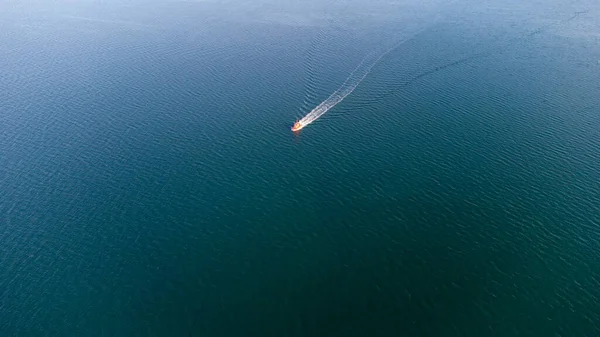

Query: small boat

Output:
[291, 120, 303, 132]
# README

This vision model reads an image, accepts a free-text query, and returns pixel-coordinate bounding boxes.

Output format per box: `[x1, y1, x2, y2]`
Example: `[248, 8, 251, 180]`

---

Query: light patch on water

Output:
[60, 15, 156, 32]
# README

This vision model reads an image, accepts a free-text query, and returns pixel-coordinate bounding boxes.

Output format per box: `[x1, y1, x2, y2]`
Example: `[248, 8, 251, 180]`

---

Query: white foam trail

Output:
[296, 27, 431, 129]
[298, 53, 373, 126]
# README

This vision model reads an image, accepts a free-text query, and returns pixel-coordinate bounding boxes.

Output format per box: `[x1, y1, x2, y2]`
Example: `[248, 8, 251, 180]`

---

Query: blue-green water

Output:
[2, 1, 600, 335]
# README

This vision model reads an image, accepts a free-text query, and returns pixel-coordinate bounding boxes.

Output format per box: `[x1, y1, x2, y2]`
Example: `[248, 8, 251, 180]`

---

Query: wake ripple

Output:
[295, 25, 432, 130]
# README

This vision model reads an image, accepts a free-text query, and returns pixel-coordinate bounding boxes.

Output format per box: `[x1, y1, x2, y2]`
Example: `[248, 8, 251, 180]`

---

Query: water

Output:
[1, 0, 600, 336]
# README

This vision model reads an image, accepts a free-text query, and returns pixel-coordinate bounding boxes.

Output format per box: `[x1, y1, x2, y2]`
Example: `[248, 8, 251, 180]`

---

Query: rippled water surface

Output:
[2, 0, 600, 336]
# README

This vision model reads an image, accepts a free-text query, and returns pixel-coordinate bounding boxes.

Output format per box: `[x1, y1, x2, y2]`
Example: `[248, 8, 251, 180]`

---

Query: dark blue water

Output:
[2, 1, 600, 335]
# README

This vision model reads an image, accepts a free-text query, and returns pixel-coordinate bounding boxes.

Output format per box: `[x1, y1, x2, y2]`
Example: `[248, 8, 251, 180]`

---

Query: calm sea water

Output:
[2, 0, 600, 336]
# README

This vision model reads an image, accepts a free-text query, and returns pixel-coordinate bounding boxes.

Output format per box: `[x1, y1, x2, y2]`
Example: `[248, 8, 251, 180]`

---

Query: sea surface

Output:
[1, 0, 600, 336]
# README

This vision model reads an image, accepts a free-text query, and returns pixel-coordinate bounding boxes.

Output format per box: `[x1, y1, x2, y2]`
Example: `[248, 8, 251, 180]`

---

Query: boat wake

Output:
[292, 26, 430, 132]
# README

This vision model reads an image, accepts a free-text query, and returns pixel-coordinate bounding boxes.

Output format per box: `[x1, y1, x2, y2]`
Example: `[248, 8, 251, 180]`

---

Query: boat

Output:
[291, 120, 303, 132]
